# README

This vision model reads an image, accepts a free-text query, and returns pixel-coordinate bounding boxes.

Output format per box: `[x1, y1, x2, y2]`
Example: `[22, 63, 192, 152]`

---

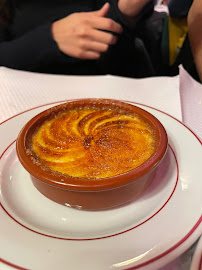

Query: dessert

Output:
[30, 106, 157, 179]
[16, 99, 168, 210]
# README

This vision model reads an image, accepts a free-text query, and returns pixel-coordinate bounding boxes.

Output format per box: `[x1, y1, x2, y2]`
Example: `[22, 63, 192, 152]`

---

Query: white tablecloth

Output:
[0, 67, 181, 123]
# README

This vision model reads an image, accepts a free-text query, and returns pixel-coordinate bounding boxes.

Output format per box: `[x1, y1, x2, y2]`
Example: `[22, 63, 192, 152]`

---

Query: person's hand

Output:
[118, 0, 151, 22]
[51, 3, 122, 60]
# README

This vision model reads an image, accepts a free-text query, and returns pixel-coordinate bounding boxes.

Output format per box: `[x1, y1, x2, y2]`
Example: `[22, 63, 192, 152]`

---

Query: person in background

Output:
[0, 0, 157, 78]
[188, 0, 202, 82]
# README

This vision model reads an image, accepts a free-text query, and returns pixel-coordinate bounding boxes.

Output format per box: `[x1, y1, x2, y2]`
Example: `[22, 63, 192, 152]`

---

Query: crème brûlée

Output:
[29, 106, 157, 179]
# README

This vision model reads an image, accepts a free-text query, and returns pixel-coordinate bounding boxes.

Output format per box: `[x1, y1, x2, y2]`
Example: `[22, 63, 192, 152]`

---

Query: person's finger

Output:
[79, 50, 101, 59]
[91, 16, 123, 34]
[88, 28, 118, 45]
[92, 2, 110, 17]
[81, 40, 109, 53]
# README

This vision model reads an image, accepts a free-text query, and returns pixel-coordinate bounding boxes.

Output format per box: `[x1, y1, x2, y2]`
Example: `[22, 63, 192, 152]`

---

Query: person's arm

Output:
[117, 0, 153, 23]
[99, 0, 154, 27]
[188, 0, 202, 82]
[0, 22, 61, 71]
[0, 0, 153, 72]
[51, 0, 155, 61]
[0, 3, 122, 71]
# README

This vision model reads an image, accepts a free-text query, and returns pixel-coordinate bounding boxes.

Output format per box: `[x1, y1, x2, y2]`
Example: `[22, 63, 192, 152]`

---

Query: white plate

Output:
[0, 101, 202, 270]
[190, 236, 202, 270]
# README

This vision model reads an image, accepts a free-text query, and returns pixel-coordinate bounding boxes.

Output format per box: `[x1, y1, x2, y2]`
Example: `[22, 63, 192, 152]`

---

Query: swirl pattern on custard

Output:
[31, 108, 157, 179]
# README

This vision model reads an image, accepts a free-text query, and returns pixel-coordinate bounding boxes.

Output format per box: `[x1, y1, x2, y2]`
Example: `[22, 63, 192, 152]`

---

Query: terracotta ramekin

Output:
[16, 99, 168, 210]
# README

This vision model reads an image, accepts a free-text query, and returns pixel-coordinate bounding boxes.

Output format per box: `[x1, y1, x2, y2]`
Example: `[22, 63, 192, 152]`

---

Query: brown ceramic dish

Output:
[16, 99, 168, 210]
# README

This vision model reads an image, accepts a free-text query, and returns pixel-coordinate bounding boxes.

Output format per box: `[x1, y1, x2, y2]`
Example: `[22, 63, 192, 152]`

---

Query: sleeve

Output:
[96, 0, 155, 29]
[94, 0, 156, 78]
[0, 24, 8, 43]
[0, 22, 62, 71]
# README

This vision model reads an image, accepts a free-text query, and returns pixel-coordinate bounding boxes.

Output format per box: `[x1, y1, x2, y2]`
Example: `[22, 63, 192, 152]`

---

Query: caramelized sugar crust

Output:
[31, 107, 157, 179]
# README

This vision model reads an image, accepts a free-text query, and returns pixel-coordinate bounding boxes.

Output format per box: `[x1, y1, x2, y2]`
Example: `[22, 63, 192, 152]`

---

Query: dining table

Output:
[0, 65, 201, 270]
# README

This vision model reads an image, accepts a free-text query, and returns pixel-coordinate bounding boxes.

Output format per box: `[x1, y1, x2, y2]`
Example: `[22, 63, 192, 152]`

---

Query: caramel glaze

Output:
[31, 108, 157, 179]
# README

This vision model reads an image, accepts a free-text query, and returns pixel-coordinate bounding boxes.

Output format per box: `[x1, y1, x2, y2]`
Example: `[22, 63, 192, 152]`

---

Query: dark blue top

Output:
[168, 0, 193, 18]
[0, 0, 156, 77]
